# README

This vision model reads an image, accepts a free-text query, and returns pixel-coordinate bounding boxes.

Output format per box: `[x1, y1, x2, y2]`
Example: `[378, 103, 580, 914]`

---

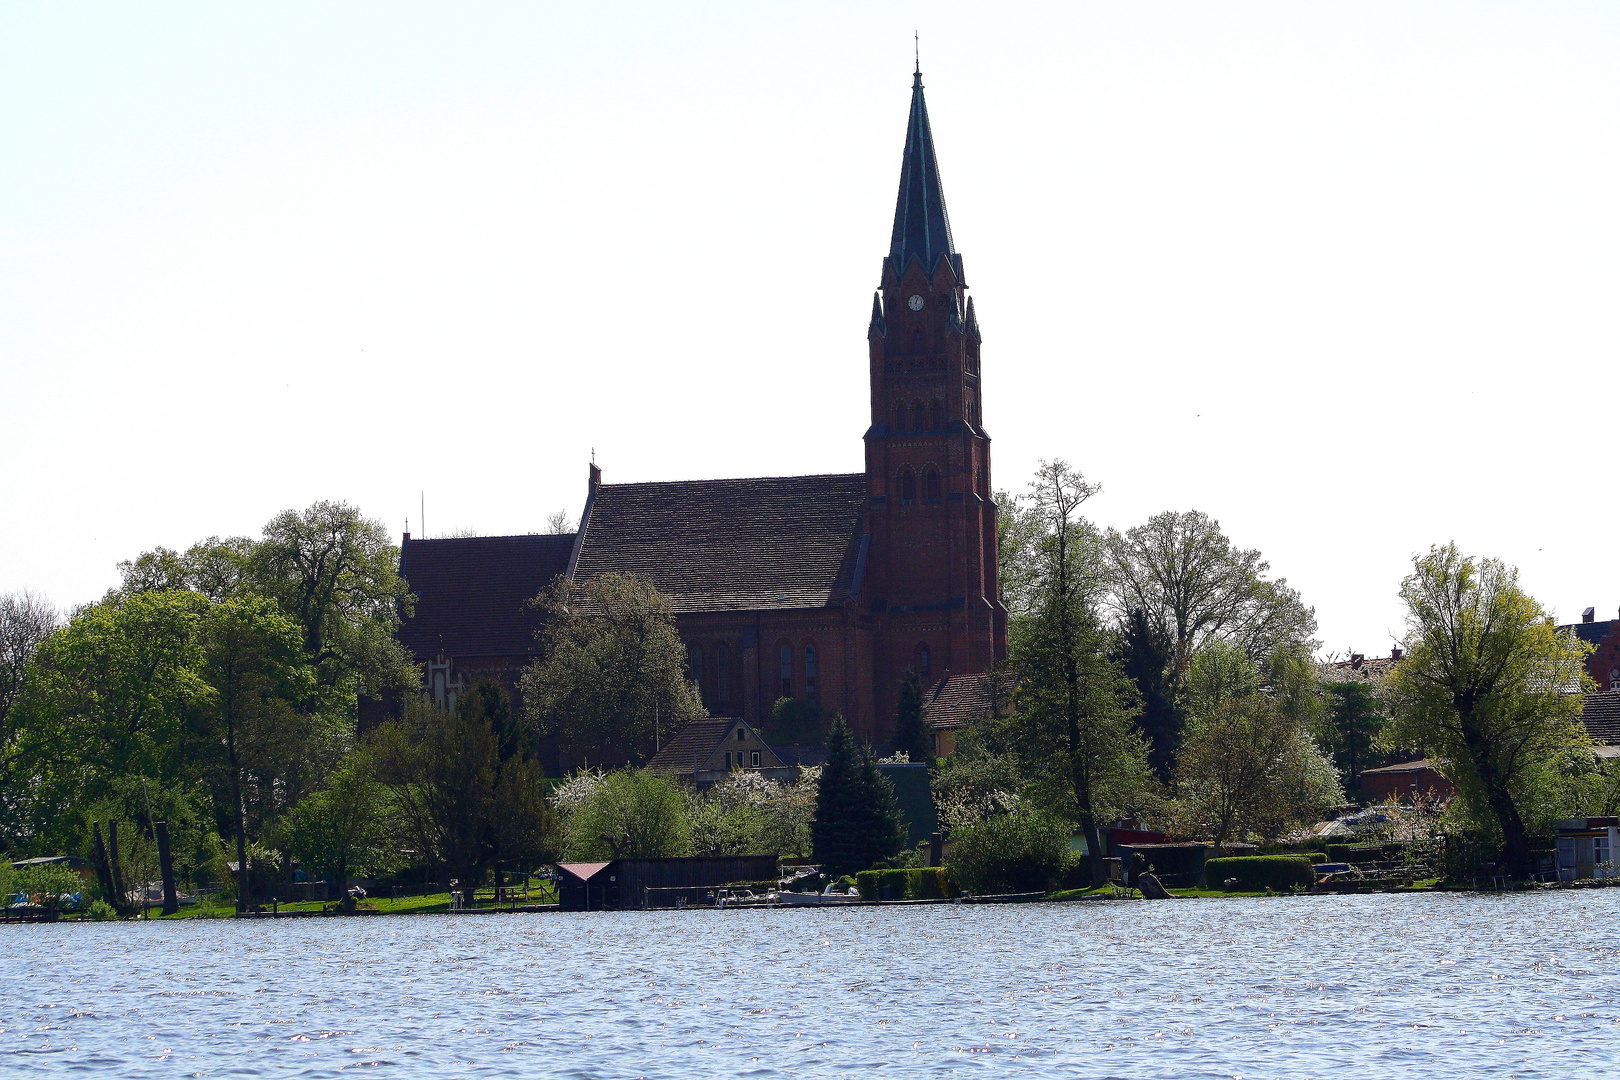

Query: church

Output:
[394, 68, 1006, 761]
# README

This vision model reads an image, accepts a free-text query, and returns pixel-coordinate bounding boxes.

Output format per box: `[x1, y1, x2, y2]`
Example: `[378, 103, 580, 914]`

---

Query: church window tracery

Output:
[804, 642, 819, 701]
[916, 642, 931, 680]
[924, 467, 941, 503]
[779, 644, 793, 698]
[899, 468, 916, 504]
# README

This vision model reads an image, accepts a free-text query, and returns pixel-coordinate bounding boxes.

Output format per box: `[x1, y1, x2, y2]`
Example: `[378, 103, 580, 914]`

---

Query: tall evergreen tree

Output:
[811, 718, 904, 877]
[890, 670, 931, 763]
[1111, 607, 1180, 781]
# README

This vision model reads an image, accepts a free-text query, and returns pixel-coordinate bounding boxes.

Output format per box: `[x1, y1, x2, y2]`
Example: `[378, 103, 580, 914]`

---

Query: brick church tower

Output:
[864, 66, 1008, 718]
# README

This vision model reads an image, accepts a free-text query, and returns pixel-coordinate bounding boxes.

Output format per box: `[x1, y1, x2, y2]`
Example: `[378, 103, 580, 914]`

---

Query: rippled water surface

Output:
[3, 892, 1618, 1078]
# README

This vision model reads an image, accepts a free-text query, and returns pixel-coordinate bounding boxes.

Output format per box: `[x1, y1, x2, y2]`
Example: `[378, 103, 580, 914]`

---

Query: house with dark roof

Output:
[391, 67, 1008, 769]
[644, 717, 789, 787]
[1558, 606, 1620, 693]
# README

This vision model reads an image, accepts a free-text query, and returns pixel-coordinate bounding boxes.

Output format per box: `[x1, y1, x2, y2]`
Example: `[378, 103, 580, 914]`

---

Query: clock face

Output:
[907, 294, 925, 311]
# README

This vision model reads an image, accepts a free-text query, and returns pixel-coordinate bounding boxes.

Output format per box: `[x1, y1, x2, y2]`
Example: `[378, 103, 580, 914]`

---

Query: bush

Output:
[946, 811, 1075, 895]
[1326, 843, 1397, 865]
[14, 864, 86, 911]
[854, 867, 954, 901]
[84, 899, 117, 921]
[1202, 856, 1315, 892]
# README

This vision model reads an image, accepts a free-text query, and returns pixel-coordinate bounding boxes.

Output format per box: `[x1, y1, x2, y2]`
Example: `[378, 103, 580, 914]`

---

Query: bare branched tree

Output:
[544, 510, 575, 535]
[0, 591, 57, 739]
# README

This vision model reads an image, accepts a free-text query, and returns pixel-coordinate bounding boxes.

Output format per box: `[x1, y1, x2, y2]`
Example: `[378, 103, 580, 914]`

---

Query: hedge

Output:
[1202, 856, 1316, 892]
[854, 868, 953, 901]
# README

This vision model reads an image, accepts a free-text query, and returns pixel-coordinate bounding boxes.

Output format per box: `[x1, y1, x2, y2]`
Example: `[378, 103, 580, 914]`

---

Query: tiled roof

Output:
[1559, 619, 1617, 647]
[921, 672, 999, 731]
[645, 718, 737, 775]
[398, 534, 574, 659]
[1581, 691, 1620, 745]
[1316, 655, 1400, 684]
[644, 717, 784, 775]
[571, 475, 866, 613]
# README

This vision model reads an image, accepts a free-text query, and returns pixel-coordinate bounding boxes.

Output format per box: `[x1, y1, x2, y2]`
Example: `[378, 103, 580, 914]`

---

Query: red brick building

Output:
[396, 68, 1006, 761]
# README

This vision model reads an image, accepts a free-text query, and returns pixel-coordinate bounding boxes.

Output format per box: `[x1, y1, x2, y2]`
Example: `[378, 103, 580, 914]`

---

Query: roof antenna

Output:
[591, 446, 596, 465]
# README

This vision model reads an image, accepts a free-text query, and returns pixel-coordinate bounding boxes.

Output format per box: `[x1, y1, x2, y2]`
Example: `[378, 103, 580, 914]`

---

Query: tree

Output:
[194, 596, 314, 911]
[0, 592, 57, 813]
[522, 572, 703, 766]
[946, 809, 1075, 895]
[544, 510, 574, 535]
[890, 670, 931, 762]
[274, 749, 400, 890]
[250, 501, 415, 695]
[562, 769, 689, 860]
[1172, 692, 1340, 852]
[810, 717, 904, 877]
[119, 537, 255, 602]
[1004, 460, 1152, 885]
[1111, 606, 1180, 782]
[1384, 544, 1593, 877]
[373, 686, 556, 904]
[1322, 680, 1386, 784]
[1106, 510, 1316, 675]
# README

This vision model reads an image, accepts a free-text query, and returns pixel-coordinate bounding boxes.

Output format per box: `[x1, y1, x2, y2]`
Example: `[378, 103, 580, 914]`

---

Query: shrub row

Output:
[1202, 856, 1316, 892]
[854, 868, 954, 901]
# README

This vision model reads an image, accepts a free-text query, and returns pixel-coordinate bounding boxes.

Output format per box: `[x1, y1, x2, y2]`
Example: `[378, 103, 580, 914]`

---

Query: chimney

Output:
[1351, 653, 1365, 669]
[1584, 606, 1596, 624]
[589, 462, 602, 494]
[1390, 646, 1403, 661]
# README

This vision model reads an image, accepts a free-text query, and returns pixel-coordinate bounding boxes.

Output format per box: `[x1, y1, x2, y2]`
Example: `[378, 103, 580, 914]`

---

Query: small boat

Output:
[775, 884, 864, 906]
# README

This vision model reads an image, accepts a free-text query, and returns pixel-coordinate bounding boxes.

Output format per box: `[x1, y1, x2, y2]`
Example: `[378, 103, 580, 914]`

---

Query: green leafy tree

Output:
[1106, 509, 1317, 675]
[1172, 690, 1340, 852]
[1004, 460, 1152, 884]
[250, 501, 415, 696]
[119, 537, 256, 602]
[890, 670, 931, 763]
[522, 572, 703, 767]
[563, 768, 689, 859]
[811, 717, 904, 877]
[373, 686, 556, 904]
[1384, 544, 1594, 877]
[194, 596, 315, 911]
[275, 749, 401, 888]
[768, 697, 825, 745]
[0, 592, 58, 834]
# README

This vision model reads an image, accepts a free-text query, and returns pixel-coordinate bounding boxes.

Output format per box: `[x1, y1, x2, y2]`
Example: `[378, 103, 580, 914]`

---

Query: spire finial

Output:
[914, 32, 919, 74]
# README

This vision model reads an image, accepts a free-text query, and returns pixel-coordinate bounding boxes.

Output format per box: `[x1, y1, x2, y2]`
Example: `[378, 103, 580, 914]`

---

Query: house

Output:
[1357, 759, 1456, 802]
[555, 856, 779, 911]
[1554, 817, 1619, 881]
[10, 855, 95, 887]
[644, 717, 791, 787]
[920, 670, 1005, 757]
[1559, 607, 1620, 692]
[388, 67, 1008, 767]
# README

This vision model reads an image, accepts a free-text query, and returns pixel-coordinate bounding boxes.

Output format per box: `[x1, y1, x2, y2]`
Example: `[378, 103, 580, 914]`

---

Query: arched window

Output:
[930, 400, 942, 430]
[891, 403, 904, 431]
[899, 468, 916, 504]
[910, 327, 925, 355]
[924, 467, 941, 503]
[779, 643, 793, 699]
[688, 643, 703, 685]
[912, 403, 926, 431]
[716, 644, 731, 708]
[804, 642, 819, 702]
[916, 642, 931, 680]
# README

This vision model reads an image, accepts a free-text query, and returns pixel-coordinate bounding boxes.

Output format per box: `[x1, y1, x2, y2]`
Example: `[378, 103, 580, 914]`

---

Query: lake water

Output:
[2, 891, 1617, 1078]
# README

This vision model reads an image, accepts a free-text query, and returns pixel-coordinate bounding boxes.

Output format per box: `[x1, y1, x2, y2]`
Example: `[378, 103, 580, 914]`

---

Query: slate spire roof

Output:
[888, 67, 956, 277]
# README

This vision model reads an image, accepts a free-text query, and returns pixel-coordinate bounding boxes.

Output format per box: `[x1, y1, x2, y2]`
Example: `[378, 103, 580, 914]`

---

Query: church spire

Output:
[887, 67, 956, 276]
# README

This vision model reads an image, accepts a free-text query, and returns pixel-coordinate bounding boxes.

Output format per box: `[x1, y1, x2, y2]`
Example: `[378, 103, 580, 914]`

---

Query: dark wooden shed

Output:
[556, 856, 779, 911]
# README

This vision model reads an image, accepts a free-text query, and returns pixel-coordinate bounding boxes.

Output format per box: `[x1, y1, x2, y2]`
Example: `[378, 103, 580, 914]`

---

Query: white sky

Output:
[3, 2, 1618, 657]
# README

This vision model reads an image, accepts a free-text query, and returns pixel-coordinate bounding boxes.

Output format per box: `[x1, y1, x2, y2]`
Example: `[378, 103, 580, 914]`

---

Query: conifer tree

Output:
[890, 670, 931, 763]
[811, 718, 904, 877]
